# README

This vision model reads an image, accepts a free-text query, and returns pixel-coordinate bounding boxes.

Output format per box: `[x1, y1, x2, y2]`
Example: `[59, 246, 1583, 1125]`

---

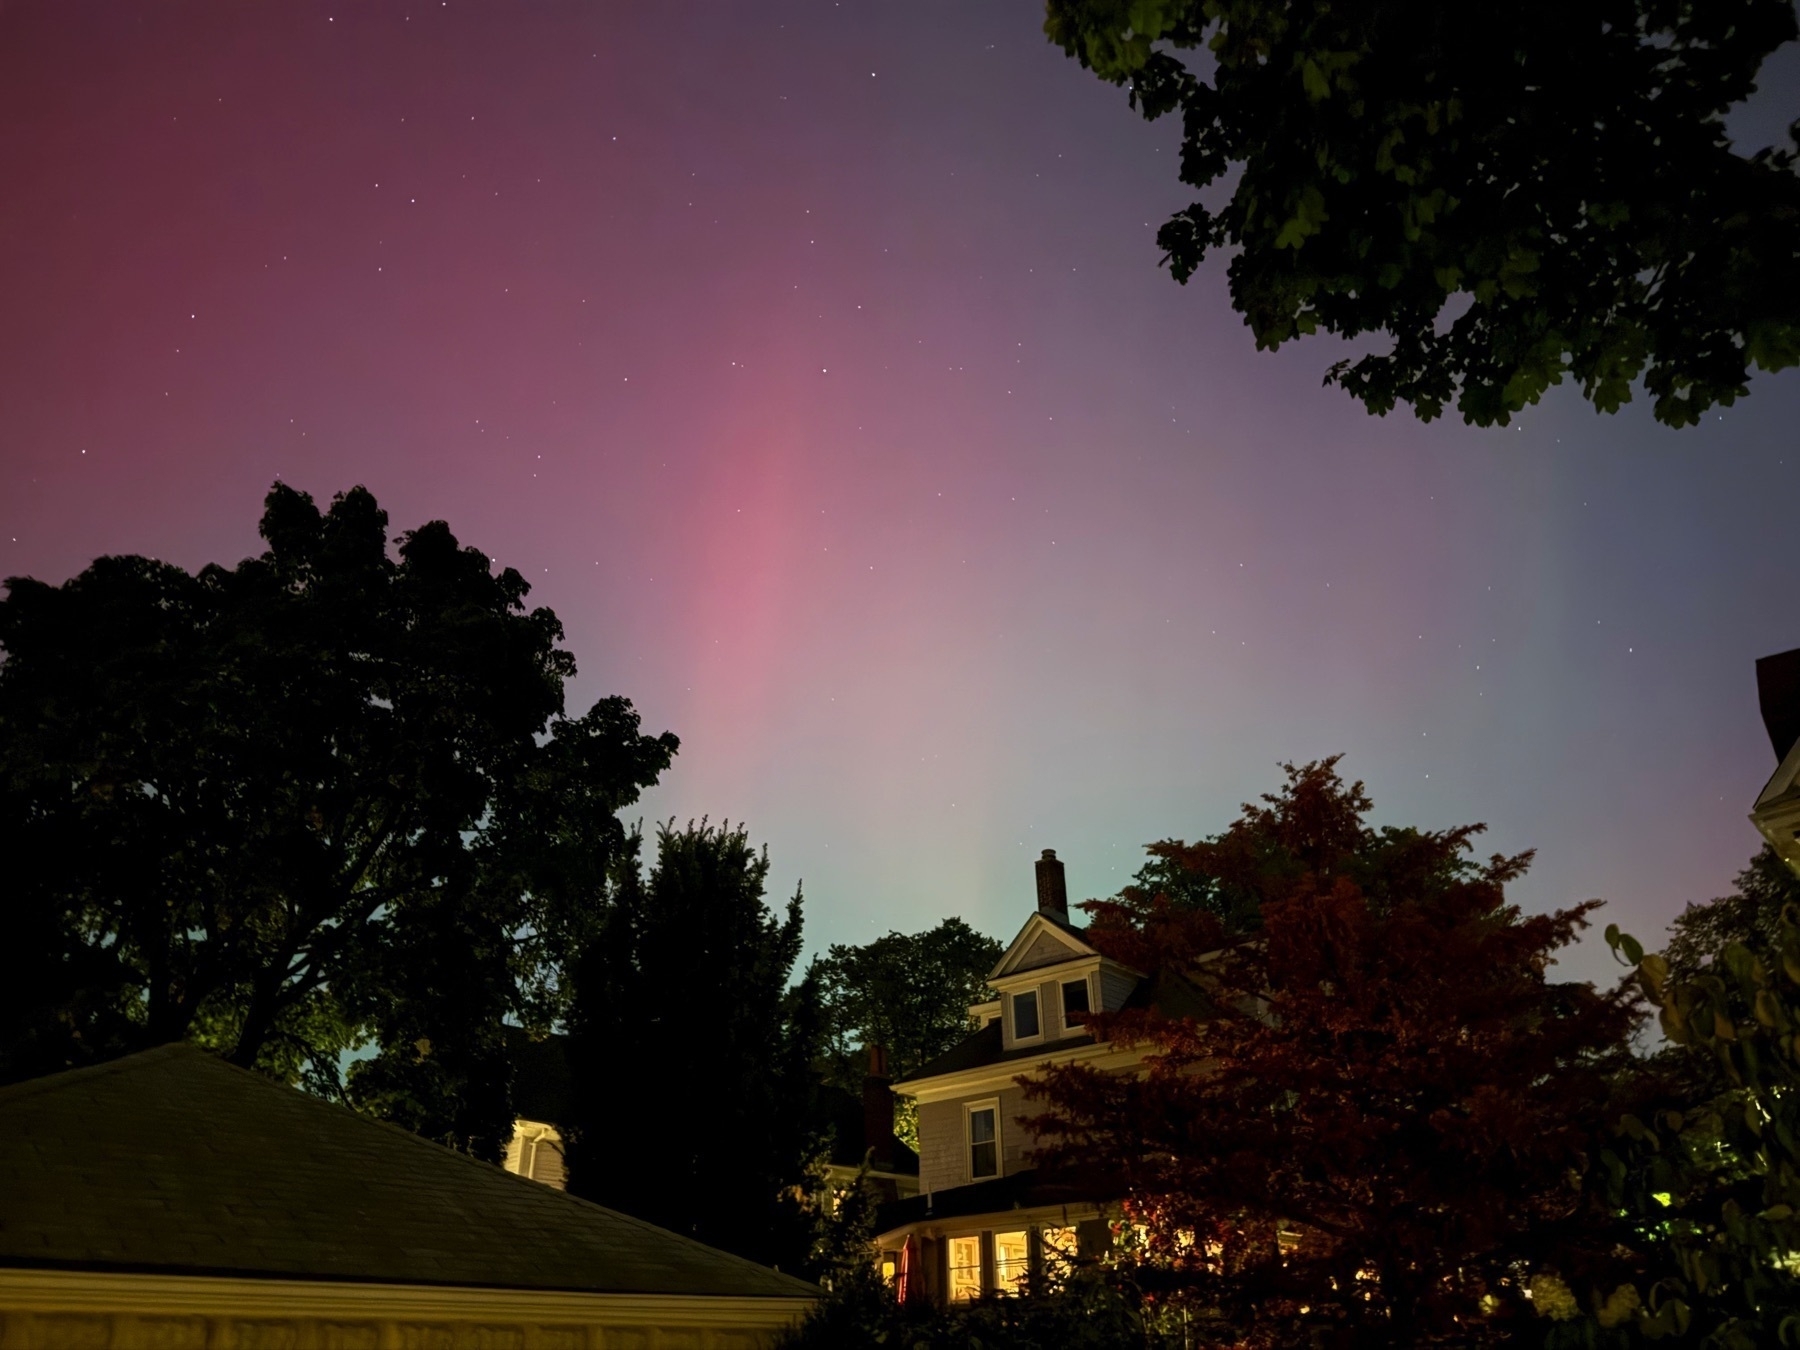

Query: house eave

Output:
[0, 1267, 815, 1328]
[893, 1040, 1142, 1104]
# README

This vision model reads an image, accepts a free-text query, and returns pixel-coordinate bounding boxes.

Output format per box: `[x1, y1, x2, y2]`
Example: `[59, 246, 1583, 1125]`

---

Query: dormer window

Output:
[1061, 977, 1090, 1022]
[1011, 990, 1040, 1040]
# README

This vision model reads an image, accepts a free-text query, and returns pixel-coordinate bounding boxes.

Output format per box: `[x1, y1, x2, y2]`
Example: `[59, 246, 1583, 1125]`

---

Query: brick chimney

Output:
[862, 1043, 897, 1170]
[1035, 848, 1069, 923]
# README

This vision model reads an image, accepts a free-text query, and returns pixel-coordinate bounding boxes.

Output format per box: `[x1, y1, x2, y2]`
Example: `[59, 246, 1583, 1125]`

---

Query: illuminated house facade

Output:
[873, 849, 1209, 1303]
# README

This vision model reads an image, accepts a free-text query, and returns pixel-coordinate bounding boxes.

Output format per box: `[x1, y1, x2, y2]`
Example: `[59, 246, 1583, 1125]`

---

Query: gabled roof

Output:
[988, 910, 1097, 982]
[1759, 647, 1800, 763]
[0, 1043, 814, 1299]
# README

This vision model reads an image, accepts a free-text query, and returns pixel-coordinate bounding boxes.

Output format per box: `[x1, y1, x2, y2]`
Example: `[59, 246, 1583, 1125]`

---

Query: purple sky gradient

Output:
[4, 2, 1798, 983]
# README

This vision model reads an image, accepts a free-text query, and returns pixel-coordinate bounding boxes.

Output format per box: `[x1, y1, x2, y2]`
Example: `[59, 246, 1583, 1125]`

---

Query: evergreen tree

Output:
[565, 819, 822, 1268]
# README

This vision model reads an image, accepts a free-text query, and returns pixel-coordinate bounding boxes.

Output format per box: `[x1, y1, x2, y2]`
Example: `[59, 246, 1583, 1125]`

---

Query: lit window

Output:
[1012, 990, 1040, 1039]
[948, 1235, 983, 1302]
[1041, 1225, 1077, 1281]
[968, 1103, 998, 1179]
[1061, 978, 1089, 1022]
[995, 1230, 1030, 1294]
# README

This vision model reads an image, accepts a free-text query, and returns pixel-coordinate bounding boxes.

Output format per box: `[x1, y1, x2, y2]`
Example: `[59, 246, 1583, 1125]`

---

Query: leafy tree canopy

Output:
[1028, 759, 1644, 1348]
[815, 917, 1003, 1084]
[0, 483, 677, 1158]
[1044, 0, 1800, 428]
[1593, 874, 1800, 1349]
[1103, 757, 1500, 944]
[565, 819, 823, 1269]
[1664, 843, 1800, 983]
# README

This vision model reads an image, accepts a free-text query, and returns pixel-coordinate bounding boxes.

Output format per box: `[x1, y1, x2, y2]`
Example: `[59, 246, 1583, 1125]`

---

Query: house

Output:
[1752, 645, 1800, 872]
[872, 849, 1211, 1303]
[816, 1044, 922, 1207]
[500, 1025, 573, 1189]
[0, 1043, 815, 1348]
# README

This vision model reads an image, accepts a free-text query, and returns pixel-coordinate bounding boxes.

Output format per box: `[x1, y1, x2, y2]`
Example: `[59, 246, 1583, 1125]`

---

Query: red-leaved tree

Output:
[1025, 759, 1645, 1349]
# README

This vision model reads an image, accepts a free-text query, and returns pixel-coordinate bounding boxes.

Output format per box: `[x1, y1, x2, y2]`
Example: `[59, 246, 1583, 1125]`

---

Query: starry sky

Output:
[4, 2, 1798, 983]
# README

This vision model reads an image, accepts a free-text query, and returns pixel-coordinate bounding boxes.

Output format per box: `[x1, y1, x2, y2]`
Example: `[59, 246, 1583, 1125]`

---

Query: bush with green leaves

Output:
[1585, 912, 1800, 1348]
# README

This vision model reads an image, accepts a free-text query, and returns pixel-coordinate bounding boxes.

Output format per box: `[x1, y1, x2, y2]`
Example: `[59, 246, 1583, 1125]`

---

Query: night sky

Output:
[5, 3, 1799, 982]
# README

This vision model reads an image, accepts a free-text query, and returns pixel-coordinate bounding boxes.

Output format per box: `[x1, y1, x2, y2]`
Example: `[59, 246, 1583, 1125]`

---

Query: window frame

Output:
[946, 1233, 984, 1302]
[1060, 975, 1091, 1027]
[993, 1228, 1031, 1295]
[965, 1097, 1001, 1181]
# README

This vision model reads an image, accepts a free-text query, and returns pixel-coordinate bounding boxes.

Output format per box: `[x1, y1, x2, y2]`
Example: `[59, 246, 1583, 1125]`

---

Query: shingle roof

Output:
[898, 1019, 1040, 1083]
[874, 1166, 1119, 1234]
[0, 1043, 815, 1299]
[896, 970, 1222, 1085]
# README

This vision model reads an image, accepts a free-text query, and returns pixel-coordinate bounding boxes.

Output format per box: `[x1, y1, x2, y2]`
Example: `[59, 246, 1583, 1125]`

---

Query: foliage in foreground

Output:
[1044, 0, 1800, 429]
[1588, 902, 1800, 1349]
[0, 482, 676, 1156]
[1026, 759, 1645, 1347]
[786, 774, 1800, 1349]
[780, 1266, 1172, 1350]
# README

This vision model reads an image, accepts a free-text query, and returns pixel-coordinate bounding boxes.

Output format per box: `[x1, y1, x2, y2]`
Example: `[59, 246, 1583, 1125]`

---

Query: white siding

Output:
[1014, 930, 1078, 972]
[1040, 979, 1062, 1038]
[1100, 968, 1137, 1012]
[918, 1099, 964, 1194]
[997, 1084, 1036, 1175]
[917, 1087, 1047, 1191]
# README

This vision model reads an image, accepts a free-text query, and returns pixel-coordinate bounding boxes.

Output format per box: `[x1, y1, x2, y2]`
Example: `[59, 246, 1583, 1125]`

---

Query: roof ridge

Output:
[2, 1042, 816, 1295]
[0, 1040, 201, 1106]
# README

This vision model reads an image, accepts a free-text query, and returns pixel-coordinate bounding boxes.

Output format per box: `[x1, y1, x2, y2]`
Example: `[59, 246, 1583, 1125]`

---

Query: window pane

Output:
[1061, 979, 1090, 1018]
[1013, 990, 1040, 1038]
[995, 1230, 1030, 1294]
[948, 1236, 983, 1302]
[969, 1106, 998, 1179]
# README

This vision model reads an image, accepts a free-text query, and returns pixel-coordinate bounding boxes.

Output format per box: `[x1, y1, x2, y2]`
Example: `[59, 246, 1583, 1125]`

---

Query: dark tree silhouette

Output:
[1664, 843, 1800, 983]
[1026, 760, 1644, 1348]
[0, 483, 677, 1158]
[815, 918, 1003, 1081]
[565, 819, 823, 1269]
[1045, 0, 1800, 429]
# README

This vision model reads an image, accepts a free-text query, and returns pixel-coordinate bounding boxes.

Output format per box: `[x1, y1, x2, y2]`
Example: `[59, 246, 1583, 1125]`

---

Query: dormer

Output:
[987, 850, 1142, 1052]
